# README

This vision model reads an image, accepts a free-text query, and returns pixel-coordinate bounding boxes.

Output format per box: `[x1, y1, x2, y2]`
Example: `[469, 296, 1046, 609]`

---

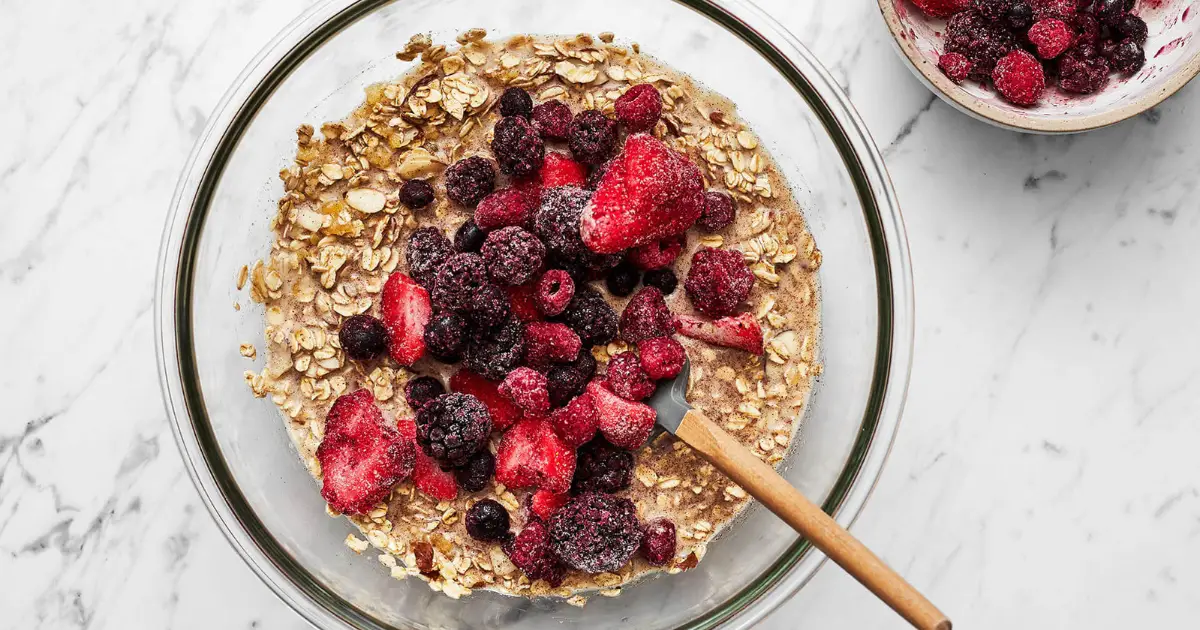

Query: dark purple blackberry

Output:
[465, 318, 526, 381]
[548, 492, 641, 573]
[444, 156, 496, 206]
[454, 220, 486, 253]
[554, 285, 618, 347]
[468, 283, 512, 330]
[491, 116, 545, 178]
[641, 268, 678, 295]
[605, 260, 640, 297]
[455, 451, 496, 493]
[571, 438, 634, 494]
[432, 253, 489, 312]
[1115, 14, 1148, 45]
[465, 498, 511, 542]
[568, 110, 618, 165]
[972, 0, 1013, 22]
[697, 190, 736, 232]
[481, 226, 546, 286]
[1058, 45, 1110, 93]
[398, 179, 435, 209]
[424, 312, 469, 362]
[1075, 14, 1101, 46]
[1093, 0, 1126, 25]
[531, 100, 572, 140]
[1110, 38, 1145, 73]
[405, 376, 445, 412]
[532, 186, 617, 274]
[546, 348, 597, 407]
[406, 227, 453, 288]
[498, 87, 534, 119]
[338, 314, 388, 361]
[945, 10, 1019, 81]
[1006, 1, 1034, 30]
[415, 393, 493, 466]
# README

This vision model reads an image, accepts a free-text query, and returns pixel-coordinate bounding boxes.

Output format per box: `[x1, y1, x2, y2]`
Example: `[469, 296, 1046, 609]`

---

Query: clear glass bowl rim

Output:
[154, 0, 915, 628]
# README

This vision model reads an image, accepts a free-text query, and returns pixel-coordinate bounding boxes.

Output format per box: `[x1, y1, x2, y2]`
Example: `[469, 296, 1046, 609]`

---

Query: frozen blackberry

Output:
[492, 116, 545, 178]
[398, 179, 435, 209]
[971, 0, 1012, 21]
[685, 248, 755, 317]
[546, 348, 597, 407]
[406, 227, 453, 288]
[1093, 0, 1126, 25]
[697, 190, 736, 232]
[531, 100, 572, 140]
[454, 220, 486, 253]
[1074, 14, 1101, 46]
[432, 253, 489, 312]
[465, 318, 526, 381]
[444, 156, 496, 206]
[1110, 38, 1145, 74]
[945, 10, 1019, 81]
[568, 110, 618, 165]
[498, 87, 534, 119]
[571, 437, 634, 494]
[1058, 45, 1110, 93]
[404, 376, 445, 412]
[456, 451, 496, 493]
[532, 186, 619, 274]
[481, 226, 546, 286]
[555, 285, 619, 346]
[468, 283, 512, 330]
[466, 498, 511, 542]
[424, 311, 469, 362]
[639, 519, 676, 566]
[338, 314, 389, 361]
[548, 492, 641, 573]
[641, 268, 678, 295]
[585, 160, 610, 190]
[605, 260, 641, 297]
[1006, 1, 1034, 30]
[1115, 14, 1148, 45]
[415, 393, 493, 466]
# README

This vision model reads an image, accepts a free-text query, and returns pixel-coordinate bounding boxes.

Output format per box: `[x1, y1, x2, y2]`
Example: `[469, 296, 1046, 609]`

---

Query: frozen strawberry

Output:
[619, 286, 674, 343]
[549, 392, 599, 447]
[380, 272, 431, 366]
[317, 390, 414, 514]
[605, 352, 655, 401]
[674, 312, 764, 355]
[507, 284, 543, 322]
[524, 322, 583, 368]
[540, 152, 588, 189]
[628, 234, 685, 270]
[450, 369, 522, 431]
[580, 134, 704, 254]
[911, 0, 969, 18]
[495, 417, 577, 494]
[993, 49, 1045, 106]
[396, 417, 457, 502]
[1027, 19, 1074, 59]
[475, 187, 535, 230]
[639, 337, 685, 380]
[499, 367, 552, 417]
[586, 380, 656, 450]
[529, 488, 570, 521]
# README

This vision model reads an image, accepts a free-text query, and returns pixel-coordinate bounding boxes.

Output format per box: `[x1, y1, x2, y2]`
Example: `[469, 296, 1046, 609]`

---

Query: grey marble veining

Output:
[4, 0, 1200, 628]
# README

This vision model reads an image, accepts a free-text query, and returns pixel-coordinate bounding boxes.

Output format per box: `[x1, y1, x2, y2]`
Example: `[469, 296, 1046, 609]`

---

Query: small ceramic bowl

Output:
[879, 0, 1200, 133]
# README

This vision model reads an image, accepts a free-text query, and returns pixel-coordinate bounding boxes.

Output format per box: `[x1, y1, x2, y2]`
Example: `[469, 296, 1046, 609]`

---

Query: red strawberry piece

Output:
[450, 369, 522, 431]
[503, 519, 566, 585]
[580, 133, 704, 254]
[586, 380, 657, 450]
[639, 337, 685, 380]
[1027, 19, 1074, 59]
[499, 367, 552, 417]
[613, 83, 663, 132]
[993, 49, 1046, 106]
[495, 417, 577, 494]
[524, 322, 583, 368]
[938, 52, 973, 84]
[605, 352, 655, 401]
[396, 417, 457, 502]
[540, 152, 588, 189]
[628, 233, 685, 270]
[549, 392, 599, 447]
[475, 187, 535, 230]
[529, 488, 571, 522]
[507, 284, 543, 322]
[619, 286, 675, 343]
[911, 0, 969, 18]
[513, 173, 544, 208]
[316, 390, 414, 514]
[380, 272, 431, 366]
[674, 312, 764, 355]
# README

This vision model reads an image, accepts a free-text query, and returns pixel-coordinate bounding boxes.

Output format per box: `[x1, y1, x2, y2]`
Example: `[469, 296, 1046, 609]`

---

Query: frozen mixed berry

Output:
[1006, 1, 1035, 30]
[398, 418, 459, 502]
[994, 49, 1046, 106]
[529, 489, 570, 522]
[524, 322, 583, 368]
[640, 519, 676, 566]
[684, 248, 754, 317]
[605, 352, 655, 401]
[971, 0, 1013, 21]
[454, 220, 486, 253]
[549, 492, 641, 574]
[1092, 0, 1127, 25]
[532, 186, 590, 262]
[939, 52, 974, 84]
[468, 283, 512, 330]
[531, 100, 572, 140]
[398, 179, 435, 209]
[432, 253, 489, 312]
[338, 314, 389, 361]
[641, 268, 678, 295]
[613, 84, 662, 132]
[466, 498, 512, 542]
[535, 270, 575, 316]
[498, 87, 534, 119]
[555, 285, 619, 346]
[676, 312, 765, 354]
[585, 160, 610, 190]
[507, 284, 543, 322]
[445, 156, 496, 206]
[455, 450, 496, 493]
[424, 311, 469, 362]
[475, 187, 535, 231]
[550, 393, 599, 447]
[381, 272, 432, 367]
[405, 376, 445, 412]
[415, 392, 493, 466]
[697, 190, 737, 233]
[945, 10, 1019, 81]
[619, 286, 674, 343]
[481, 226, 546, 286]
[1028, 19, 1074, 59]
[605, 260, 641, 297]
[588, 380, 657, 449]
[911, 0, 970, 18]
[499, 367, 552, 417]
[1074, 13, 1101, 46]
[539, 152, 588, 188]
[568, 110, 618, 165]
[639, 336, 685, 380]
[1031, 0, 1075, 20]
[1116, 14, 1148, 45]
[450, 369, 522, 431]
[1058, 45, 1110, 93]
[629, 234, 685, 271]
[503, 519, 566, 585]
[317, 390, 414, 514]
[406, 227, 453, 288]
[492, 115, 545, 178]
[465, 317, 526, 381]
[546, 348, 598, 407]
[1110, 38, 1146, 74]
[571, 437, 633, 494]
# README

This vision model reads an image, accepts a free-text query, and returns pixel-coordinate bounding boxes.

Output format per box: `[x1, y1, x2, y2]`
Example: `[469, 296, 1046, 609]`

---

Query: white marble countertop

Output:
[5, 0, 1200, 628]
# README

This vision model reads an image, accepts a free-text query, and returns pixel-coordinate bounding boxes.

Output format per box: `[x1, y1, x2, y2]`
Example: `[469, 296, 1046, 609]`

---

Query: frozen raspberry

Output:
[451, 369, 522, 431]
[1006, 1, 1035, 29]
[568, 110, 618, 165]
[475, 187, 535, 231]
[605, 352, 655, 401]
[317, 390, 414, 514]
[640, 519, 676, 566]
[424, 311, 469, 362]
[481, 226, 546, 286]
[685, 248, 754, 317]
[939, 52, 974, 84]
[468, 283, 512, 330]
[614, 84, 663, 132]
[454, 220, 486, 253]
[1058, 45, 1110, 93]
[546, 348, 597, 407]
[629, 234, 685, 270]
[642, 268, 678, 295]
[1032, 0, 1075, 20]
[912, 0, 970, 17]
[499, 87, 534, 119]
[550, 393, 599, 447]
[549, 492, 641, 574]
[1092, 0, 1126, 25]
[492, 115, 545, 178]
[466, 498, 511, 542]
[431, 253, 489, 312]
[1115, 14, 1148, 45]
[524, 322, 583, 368]
[406, 227, 453, 288]
[588, 378, 657, 448]
[619, 287, 674, 343]
[415, 393, 493, 466]
[994, 49, 1046, 106]
[529, 489, 570, 522]
[571, 437, 633, 494]
[455, 450, 496, 493]
[465, 317, 527, 381]
[1028, 19, 1074, 59]
[535, 270, 575, 317]
[503, 520, 566, 585]
[1110, 38, 1145, 74]
[945, 10, 1019, 81]
[338, 314, 388, 361]
[444, 156, 496, 206]
[404, 376, 445, 412]
[499, 367, 552, 416]
[531, 100, 572, 140]
[639, 337, 685, 380]
[398, 179, 435, 209]
[555, 285, 619, 346]
[507, 284, 543, 322]
[605, 260, 641, 297]
[697, 191, 737, 233]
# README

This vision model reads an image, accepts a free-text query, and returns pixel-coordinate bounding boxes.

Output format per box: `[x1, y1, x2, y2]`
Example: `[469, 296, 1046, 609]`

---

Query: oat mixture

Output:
[239, 30, 823, 605]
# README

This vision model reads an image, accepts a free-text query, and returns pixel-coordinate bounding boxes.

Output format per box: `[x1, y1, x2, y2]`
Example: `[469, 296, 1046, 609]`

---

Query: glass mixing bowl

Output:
[155, 0, 914, 628]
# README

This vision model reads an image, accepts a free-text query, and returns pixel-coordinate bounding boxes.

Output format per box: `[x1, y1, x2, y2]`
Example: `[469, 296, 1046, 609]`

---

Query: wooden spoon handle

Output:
[674, 409, 951, 630]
